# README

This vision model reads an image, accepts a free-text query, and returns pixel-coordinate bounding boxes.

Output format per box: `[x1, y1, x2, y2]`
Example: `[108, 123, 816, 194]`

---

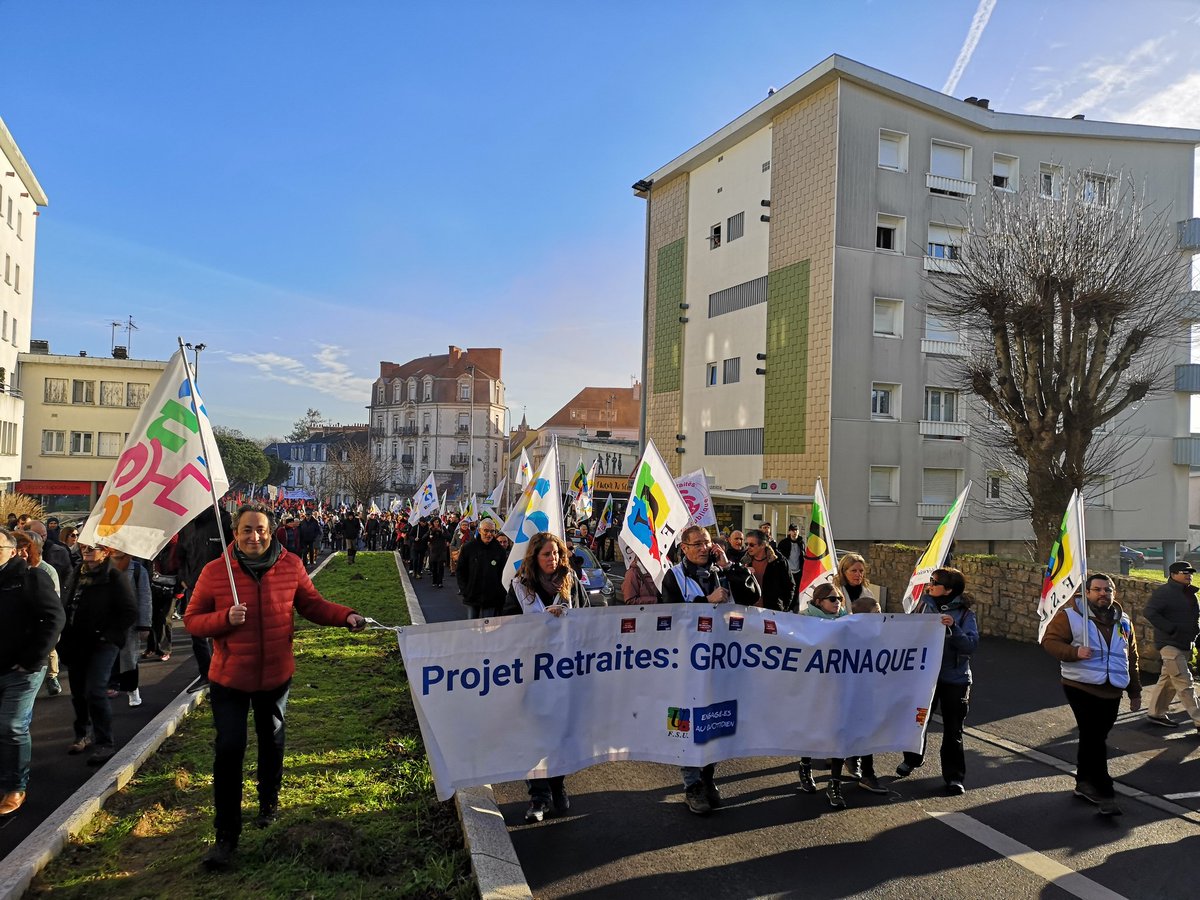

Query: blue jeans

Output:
[680, 763, 716, 788]
[465, 605, 501, 620]
[0, 666, 47, 792]
[209, 679, 290, 841]
[64, 642, 121, 748]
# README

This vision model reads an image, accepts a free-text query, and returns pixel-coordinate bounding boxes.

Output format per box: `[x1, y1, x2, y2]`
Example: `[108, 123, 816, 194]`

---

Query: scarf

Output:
[535, 567, 569, 602]
[235, 538, 282, 581]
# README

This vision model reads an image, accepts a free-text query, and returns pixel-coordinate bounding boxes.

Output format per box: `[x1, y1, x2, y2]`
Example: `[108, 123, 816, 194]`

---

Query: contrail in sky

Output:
[943, 0, 999, 95]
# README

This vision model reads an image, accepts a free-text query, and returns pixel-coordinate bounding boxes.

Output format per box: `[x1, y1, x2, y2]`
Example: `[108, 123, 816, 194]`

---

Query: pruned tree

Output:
[287, 408, 326, 442]
[925, 169, 1189, 559]
[326, 441, 398, 508]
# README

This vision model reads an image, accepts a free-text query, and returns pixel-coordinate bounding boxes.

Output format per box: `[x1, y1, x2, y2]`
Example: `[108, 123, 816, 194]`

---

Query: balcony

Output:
[401, 454, 415, 465]
[449, 454, 471, 468]
[1178, 218, 1200, 252]
[456, 424, 470, 435]
[369, 427, 386, 439]
[396, 425, 418, 436]
[923, 255, 963, 274]
[918, 502, 970, 520]
[926, 172, 976, 198]
[1173, 436, 1200, 465]
[919, 419, 969, 437]
[1176, 365, 1200, 393]
[1180, 291, 1200, 321]
[921, 338, 968, 356]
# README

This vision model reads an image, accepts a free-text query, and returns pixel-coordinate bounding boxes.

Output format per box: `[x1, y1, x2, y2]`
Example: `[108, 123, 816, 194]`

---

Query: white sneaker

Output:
[128, 689, 142, 707]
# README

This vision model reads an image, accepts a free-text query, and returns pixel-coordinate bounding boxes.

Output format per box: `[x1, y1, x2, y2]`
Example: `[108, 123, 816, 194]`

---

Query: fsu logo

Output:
[915, 707, 929, 726]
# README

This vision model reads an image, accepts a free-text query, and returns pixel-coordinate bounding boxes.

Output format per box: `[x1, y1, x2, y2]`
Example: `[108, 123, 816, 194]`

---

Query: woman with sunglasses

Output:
[797, 582, 852, 808]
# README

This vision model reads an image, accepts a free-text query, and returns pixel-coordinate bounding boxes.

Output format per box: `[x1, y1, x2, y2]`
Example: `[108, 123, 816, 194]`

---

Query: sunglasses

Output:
[928, 579, 944, 587]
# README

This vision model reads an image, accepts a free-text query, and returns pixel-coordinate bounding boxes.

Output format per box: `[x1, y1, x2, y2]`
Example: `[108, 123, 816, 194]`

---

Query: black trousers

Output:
[903, 679, 970, 783]
[209, 679, 290, 841]
[1063, 684, 1120, 798]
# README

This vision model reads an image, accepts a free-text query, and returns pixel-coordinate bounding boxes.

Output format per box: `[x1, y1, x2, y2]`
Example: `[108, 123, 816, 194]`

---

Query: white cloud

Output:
[943, 0, 998, 95]
[1023, 38, 1172, 118]
[222, 345, 374, 403]
[1116, 70, 1200, 128]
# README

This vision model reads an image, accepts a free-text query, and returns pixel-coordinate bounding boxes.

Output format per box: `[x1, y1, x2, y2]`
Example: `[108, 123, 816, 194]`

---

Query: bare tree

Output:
[925, 169, 1189, 559]
[326, 441, 398, 509]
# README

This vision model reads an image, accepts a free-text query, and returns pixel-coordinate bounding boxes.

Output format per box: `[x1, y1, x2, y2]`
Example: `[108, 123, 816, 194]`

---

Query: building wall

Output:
[645, 175, 689, 476]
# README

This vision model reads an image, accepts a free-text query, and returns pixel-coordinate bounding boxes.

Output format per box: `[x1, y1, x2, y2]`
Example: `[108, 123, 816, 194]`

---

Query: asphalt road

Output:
[411, 573, 1200, 900]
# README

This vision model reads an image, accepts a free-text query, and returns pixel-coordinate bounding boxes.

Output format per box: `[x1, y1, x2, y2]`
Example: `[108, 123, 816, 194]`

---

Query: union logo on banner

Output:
[621, 618, 636, 634]
[729, 615, 744, 631]
[915, 707, 929, 726]
[698, 617, 713, 633]
[657, 616, 672, 631]
[763, 620, 777, 635]
[667, 707, 691, 735]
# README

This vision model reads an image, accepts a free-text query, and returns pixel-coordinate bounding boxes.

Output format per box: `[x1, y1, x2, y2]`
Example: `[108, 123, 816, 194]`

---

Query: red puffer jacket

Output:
[185, 545, 355, 692]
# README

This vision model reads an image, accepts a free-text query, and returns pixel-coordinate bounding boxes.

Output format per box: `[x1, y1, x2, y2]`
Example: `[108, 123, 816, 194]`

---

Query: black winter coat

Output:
[0, 558, 65, 671]
[60, 560, 137, 657]
[455, 538, 509, 608]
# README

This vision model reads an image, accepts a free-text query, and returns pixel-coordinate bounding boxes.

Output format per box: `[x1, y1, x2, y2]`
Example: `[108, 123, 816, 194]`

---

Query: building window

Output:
[707, 363, 718, 386]
[871, 383, 899, 420]
[930, 141, 971, 182]
[922, 468, 962, 505]
[723, 357, 740, 384]
[869, 466, 899, 504]
[459, 381, 470, 401]
[421, 442, 429, 463]
[5, 197, 10, 227]
[762, 160, 771, 172]
[1, 311, 6, 342]
[12, 265, 19, 293]
[708, 275, 768, 318]
[727, 212, 745, 242]
[69, 431, 94, 455]
[72, 380, 96, 404]
[1040, 163, 1063, 199]
[878, 129, 908, 172]
[408, 379, 417, 401]
[709, 223, 722, 249]
[927, 224, 964, 260]
[458, 412, 470, 432]
[992, 153, 1018, 191]
[126, 383, 150, 407]
[42, 430, 65, 455]
[925, 314, 959, 343]
[376, 384, 384, 404]
[986, 471, 1004, 501]
[876, 214, 904, 252]
[44, 378, 68, 404]
[9, 317, 14, 346]
[422, 413, 431, 433]
[100, 381, 125, 406]
[1082, 172, 1114, 208]
[1085, 475, 1113, 508]
[3, 254, 9, 284]
[704, 427, 764, 456]
[393, 383, 403, 403]
[98, 432, 124, 457]
[924, 388, 959, 422]
[423, 378, 433, 401]
[873, 298, 903, 338]
[15, 210, 21, 239]
[391, 440, 398, 459]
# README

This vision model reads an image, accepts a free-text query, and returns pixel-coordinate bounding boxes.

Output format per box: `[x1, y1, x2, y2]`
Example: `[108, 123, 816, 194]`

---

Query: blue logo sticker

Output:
[728, 615, 744, 631]
[693, 699, 737, 745]
[657, 616, 672, 631]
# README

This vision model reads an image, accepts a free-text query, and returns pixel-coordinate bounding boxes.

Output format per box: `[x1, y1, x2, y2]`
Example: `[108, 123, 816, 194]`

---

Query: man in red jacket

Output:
[186, 504, 366, 871]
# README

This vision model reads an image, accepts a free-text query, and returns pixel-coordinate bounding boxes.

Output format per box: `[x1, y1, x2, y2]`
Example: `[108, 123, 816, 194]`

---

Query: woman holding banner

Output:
[503, 531, 586, 823]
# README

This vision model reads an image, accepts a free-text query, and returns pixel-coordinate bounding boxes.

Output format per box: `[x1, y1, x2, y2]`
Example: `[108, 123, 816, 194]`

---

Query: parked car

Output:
[1119, 545, 1146, 566]
[1182, 547, 1200, 567]
[571, 545, 615, 606]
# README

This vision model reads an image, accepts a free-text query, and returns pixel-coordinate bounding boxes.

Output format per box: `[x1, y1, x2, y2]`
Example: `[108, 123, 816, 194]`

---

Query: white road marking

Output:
[929, 811, 1130, 900]
[1164, 791, 1200, 800]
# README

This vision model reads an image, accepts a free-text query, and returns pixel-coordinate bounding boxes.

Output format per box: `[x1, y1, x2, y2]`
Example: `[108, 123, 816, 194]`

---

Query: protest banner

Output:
[397, 605, 945, 801]
[674, 470, 716, 528]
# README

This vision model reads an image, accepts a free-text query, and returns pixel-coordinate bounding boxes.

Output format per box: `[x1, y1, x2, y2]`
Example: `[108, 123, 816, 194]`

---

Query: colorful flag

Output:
[674, 470, 716, 528]
[501, 443, 564, 588]
[516, 448, 533, 486]
[369, 500, 380, 515]
[1037, 490, 1087, 642]
[409, 473, 439, 524]
[569, 458, 586, 499]
[903, 483, 972, 613]
[78, 349, 228, 559]
[483, 478, 506, 510]
[619, 439, 692, 590]
[796, 479, 838, 609]
[596, 494, 614, 537]
[573, 460, 597, 519]
[462, 495, 478, 522]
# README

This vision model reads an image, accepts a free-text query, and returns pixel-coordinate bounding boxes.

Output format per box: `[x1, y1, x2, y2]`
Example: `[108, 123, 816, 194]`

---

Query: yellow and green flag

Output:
[903, 483, 972, 612]
[1037, 490, 1087, 641]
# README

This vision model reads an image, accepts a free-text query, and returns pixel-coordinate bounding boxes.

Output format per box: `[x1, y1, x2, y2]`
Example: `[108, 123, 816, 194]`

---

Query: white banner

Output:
[675, 469, 716, 528]
[398, 605, 945, 801]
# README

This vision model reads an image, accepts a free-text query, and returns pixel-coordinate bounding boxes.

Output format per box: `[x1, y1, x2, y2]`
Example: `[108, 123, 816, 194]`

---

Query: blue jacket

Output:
[914, 595, 978, 685]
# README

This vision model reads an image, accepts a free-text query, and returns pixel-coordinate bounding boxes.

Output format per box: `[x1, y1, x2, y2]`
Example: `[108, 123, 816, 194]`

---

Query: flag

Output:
[483, 478, 506, 510]
[501, 443, 564, 588]
[439, 489, 447, 514]
[516, 448, 533, 486]
[78, 349, 228, 559]
[796, 479, 838, 609]
[674, 470, 716, 528]
[596, 494, 614, 536]
[619, 439, 692, 590]
[903, 483, 972, 613]
[409, 473, 439, 524]
[463, 495, 477, 522]
[369, 500, 380, 515]
[569, 458, 586, 499]
[573, 460, 597, 519]
[1037, 490, 1087, 642]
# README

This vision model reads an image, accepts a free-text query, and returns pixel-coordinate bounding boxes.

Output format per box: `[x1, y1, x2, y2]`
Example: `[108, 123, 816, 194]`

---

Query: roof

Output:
[0, 114, 48, 207]
[539, 386, 641, 430]
[377, 346, 501, 384]
[634, 54, 1200, 194]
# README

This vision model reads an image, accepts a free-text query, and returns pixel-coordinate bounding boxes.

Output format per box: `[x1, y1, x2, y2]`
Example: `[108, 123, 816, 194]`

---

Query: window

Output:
[992, 153, 1018, 190]
[922, 468, 962, 504]
[421, 442, 429, 463]
[1085, 476, 1113, 508]
[44, 378, 68, 404]
[72, 380, 95, 404]
[376, 384, 384, 404]
[878, 129, 908, 172]
[873, 298, 903, 338]
[423, 378, 433, 401]
[762, 160, 771, 172]
[1083, 172, 1114, 208]
[1040, 163, 1063, 199]
[422, 413, 431, 433]
[15, 210, 21, 239]
[925, 314, 959, 343]
[986, 471, 1004, 501]
[709, 223, 722, 249]
[869, 466, 899, 503]
[459, 381, 470, 400]
[391, 440, 398, 459]
[12, 264, 18, 293]
[876, 214, 904, 252]
[3, 255, 8, 284]
[709, 275, 768, 317]
[927, 224, 964, 260]
[98, 432, 123, 457]
[1, 311, 6, 341]
[100, 381, 124, 406]
[707, 363, 718, 386]
[723, 357, 740, 384]
[5, 198, 10, 227]
[924, 388, 959, 422]
[126, 383, 150, 407]
[704, 427, 764, 456]
[727, 212, 745, 242]
[871, 383, 899, 419]
[69, 431, 94, 455]
[393, 383, 403, 403]
[458, 412, 470, 432]
[10, 318, 15, 345]
[408, 379, 417, 401]
[930, 141, 970, 180]
[42, 430, 65, 455]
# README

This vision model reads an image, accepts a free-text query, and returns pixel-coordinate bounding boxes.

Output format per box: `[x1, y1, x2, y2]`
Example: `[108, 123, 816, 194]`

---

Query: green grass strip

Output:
[30, 552, 473, 899]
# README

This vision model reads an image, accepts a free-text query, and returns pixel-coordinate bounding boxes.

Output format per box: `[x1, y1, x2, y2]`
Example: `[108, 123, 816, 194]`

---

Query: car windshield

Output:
[573, 546, 601, 569]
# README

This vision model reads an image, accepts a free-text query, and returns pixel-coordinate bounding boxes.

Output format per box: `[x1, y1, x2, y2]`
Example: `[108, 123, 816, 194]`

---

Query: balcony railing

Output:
[919, 419, 969, 437]
[369, 427, 386, 438]
[926, 172, 976, 197]
[923, 256, 964, 274]
[449, 454, 471, 467]
[1173, 436, 1200, 466]
[456, 424, 470, 434]
[401, 454, 415, 465]
[918, 502, 970, 519]
[396, 425, 418, 436]
[921, 338, 968, 356]
[1178, 218, 1200, 252]
[1176, 364, 1200, 394]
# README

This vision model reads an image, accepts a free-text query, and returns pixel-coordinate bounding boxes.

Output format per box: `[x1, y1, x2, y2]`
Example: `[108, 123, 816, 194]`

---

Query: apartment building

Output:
[634, 55, 1200, 554]
[0, 114, 48, 489]
[17, 345, 167, 510]
[264, 425, 367, 507]
[369, 346, 505, 504]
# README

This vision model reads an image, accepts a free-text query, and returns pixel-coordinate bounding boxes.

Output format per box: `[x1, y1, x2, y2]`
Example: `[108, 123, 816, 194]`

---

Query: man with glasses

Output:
[456, 521, 508, 618]
[894, 567, 977, 794]
[1142, 561, 1200, 731]
[743, 530, 794, 612]
[1041, 573, 1140, 815]
[0, 528, 64, 819]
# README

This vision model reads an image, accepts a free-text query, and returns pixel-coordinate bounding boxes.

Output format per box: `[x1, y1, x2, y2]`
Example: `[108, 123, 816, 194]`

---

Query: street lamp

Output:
[184, 342, 207, 382]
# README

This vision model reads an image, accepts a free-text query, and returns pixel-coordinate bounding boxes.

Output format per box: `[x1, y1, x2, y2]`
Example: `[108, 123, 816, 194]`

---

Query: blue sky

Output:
[3, 0, 1199, 437]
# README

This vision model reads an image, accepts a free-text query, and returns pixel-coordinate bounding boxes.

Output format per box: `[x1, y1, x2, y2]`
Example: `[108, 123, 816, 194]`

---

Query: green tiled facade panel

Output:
[764, 259, 810, 454]
[653, 239, 685, 394]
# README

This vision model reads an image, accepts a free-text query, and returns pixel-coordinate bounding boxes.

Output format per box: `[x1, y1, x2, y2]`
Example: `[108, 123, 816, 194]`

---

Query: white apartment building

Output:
[634, 55, 1200, 556]
[0, 114, 48, 489]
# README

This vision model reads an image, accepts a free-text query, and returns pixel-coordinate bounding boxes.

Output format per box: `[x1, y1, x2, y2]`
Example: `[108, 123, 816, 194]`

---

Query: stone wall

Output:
[867, 544, 1163, 675]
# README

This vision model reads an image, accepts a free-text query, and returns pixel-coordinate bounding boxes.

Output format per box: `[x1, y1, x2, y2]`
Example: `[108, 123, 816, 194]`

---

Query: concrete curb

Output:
[0, 684, 208, 899]
[393, 552, 531, 900]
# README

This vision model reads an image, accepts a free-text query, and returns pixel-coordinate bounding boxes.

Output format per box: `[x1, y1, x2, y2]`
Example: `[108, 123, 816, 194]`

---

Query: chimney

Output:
[112, 346, 128, 359]
[976, 98, 989, 109]
[448, 345, 463, 362]
[1072, 114, 1085, 120]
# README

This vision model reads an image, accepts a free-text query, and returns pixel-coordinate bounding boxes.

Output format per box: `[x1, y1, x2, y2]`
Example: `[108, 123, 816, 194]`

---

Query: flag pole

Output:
[1076, 490, 1089, 649]
[177, 337, 242, 607]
